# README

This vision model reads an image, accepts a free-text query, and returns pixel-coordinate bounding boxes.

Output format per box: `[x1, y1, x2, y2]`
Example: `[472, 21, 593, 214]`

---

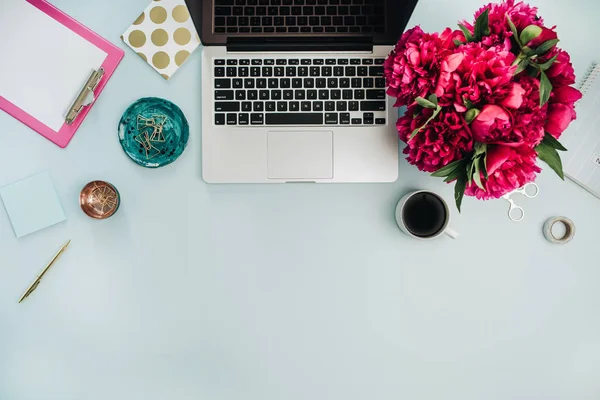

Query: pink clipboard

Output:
[0, 0, 124, 148]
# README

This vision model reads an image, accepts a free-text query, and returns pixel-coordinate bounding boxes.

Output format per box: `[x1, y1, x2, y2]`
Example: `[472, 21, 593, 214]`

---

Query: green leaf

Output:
[536, 140, 565, 180]
[431, 158, 465, 178]
[454, 176, 467, 213]
[466, 160, 475, 186]
[543, 132, 568, 151]
[409, 106, 442, 141]
[428, 94, 439, 107]
[474, 142, 487, 156]
[453, 39, 464, 46]
[466, 108, 480, 124]
[539, 69, 552, 107]
[463, 97, 475, 109]
[533, 39, 560, 56]
[506, 15, 521, 47]
[458, 23, 474, 43]
[473, 160, 485, 190]
[443, 163, 467, 183]
[514, 58, 529, 75]
[481, 153, 488, 179]
[474, 9, 490, 41]
[537, 55, 558, 71]
[519, 25, 542, 45]
[521, 46, 534, 57]
[415, 96, 436, 109]
[526, 65, 539, 77]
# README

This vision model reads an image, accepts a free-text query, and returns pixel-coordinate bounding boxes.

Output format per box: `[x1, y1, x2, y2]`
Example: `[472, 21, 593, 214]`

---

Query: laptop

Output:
[185, 0, 419, 183]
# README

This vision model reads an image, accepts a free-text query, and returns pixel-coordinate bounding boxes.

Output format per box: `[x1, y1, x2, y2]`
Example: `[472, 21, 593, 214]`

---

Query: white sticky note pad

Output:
[0, 172, 66, 238]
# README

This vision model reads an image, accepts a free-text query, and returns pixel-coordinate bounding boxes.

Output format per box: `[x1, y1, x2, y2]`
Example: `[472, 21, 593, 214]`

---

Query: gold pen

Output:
[18, 239, 71, 304]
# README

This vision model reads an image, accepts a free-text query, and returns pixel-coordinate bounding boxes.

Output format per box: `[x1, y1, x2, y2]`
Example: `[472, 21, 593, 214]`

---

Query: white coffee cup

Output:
[395, 190, 459, 240]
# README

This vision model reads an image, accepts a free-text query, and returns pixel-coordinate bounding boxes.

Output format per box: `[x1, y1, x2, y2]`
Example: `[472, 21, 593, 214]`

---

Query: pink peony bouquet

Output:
[384, 0, 582, 211]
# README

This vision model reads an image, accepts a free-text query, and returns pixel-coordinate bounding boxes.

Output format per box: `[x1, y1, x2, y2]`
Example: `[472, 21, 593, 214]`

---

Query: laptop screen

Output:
[213, 0, 386, 36]
[186, 0, 419, 46]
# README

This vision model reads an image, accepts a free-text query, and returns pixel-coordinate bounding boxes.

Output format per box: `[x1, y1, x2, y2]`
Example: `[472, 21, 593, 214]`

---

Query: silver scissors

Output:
[502, 183, 540, 222]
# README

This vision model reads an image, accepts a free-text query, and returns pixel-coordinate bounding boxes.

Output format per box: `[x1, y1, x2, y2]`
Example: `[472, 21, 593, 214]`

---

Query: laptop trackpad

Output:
[268, 131, 333, 179]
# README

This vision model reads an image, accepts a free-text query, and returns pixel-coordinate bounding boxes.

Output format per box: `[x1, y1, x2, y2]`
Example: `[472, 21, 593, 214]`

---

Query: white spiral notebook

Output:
[561, 63, 600, 199]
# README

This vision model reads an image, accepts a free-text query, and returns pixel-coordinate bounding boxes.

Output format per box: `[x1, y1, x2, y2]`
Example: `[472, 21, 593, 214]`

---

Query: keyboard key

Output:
[313, 59, 324, 65]
[259, 90, 270, 100]
[301, 101, 311, 111]
[244, 78, 255, 88]
[280, 78, 291, 88]
[362, 58, 373, 65]
[239, 67, 249, 77]
[215, 7, 232, 15]
[264, 59, 275, 65]
[290, 101, 300, 111]
[318, 90, 329, 100]
[351, 78, 361, 88]
[345, 66, 356, 77]
[349, 101, 359, 111]
[340, 113, 350, 124]
[266, 101, 276, 111]
[337, 59, 349, 65]
[215, 67, 225, 77]
[227, 59, 238, 65]
[236, 90, 246, 100]
[307, 90, 317, 100]
[227, 113, 237, 125]
[292, 78, 302, 88]
[252, 59, 263, 65]
[325, 101, 335, 111]
[215, 78, 231, 88]
[248, 90, 258, 100]
[251, 67, 261, 77]
[239, 113, 249, 125]
[336, 101, 347, 111]
[334, 66, 344, 76]
[268, 78, 278, 88]
[357, 66, 368, 76]
[375, 118, 386, 125]
[375, 78, 386, 88]
[215, 102, 240, 112]
[313, 101, 323, 111]
[262, 67, 273, 76]
[289, 59, 300, 65]
[303, 78, 315, 88]
[316, 78, 326, 88]
[240, 59, 250, 65]
[327, 78, 338, 88]
[363, 78, 374, 88]
[277, 102, 288, 111]
[325, 113, 338, 124]
[226, 67, 237, 77]
[242, 102, 252, 111]
[350, 58, 361, 65]
[283, 90, 294, 100]
[298, 67, 309, 77]
[331, 90, 341, 100]
[274, 67, 285, 77]
[271, 90, 282, 100]
[342, 89, 352, 99]
[256, 79, 267, 88]
[361, 101, 386, 111]
[233, 79, 243, 88]
[326, 59, 336, 65]
[301, 59, 311, 65]
[354, 89, 365, 100]
[276, 59, 287, 65]
[215, 90, 234, 100]
[367, 89, 386, 100]
[375, 59, 385, 65]
[215, 113, 226, 125]
[310, 66, 320, 77]
[254, 102, 264, 111]
[266, 113, 323, 125]
[215, 59, 226, 65]
[286, 67, 296, 77]
[351, 118, 362, 125]
[251, 113, 264, 125]
[369, 66, 384, 77]
[322, 66, 332, 76]
[295, 90, 306, 100]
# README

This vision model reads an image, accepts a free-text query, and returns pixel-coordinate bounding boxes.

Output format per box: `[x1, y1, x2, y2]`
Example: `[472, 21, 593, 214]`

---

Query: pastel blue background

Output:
[1, 1, 599, 399]
[0, 171, 66, 238]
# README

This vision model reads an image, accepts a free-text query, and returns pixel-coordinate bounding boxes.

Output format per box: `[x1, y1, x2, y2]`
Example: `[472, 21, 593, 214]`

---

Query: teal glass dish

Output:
[118, 97, 189, 168]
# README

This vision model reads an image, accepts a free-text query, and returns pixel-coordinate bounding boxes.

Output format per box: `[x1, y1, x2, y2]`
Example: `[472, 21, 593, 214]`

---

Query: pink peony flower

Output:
[506, 1, 543, 30]
[499, 82, 526, 109]
[384, 26, 456, 107]
[544, 48, 576, 87]
[397, 108, 473, 172]
[545, 103, 577, 139]
[526, 26, 558, 49]
[511, 76, 547, 146]
[465, 144, 541, 200]
[471, 105, 524, 146]
[453, 43, 517, 107]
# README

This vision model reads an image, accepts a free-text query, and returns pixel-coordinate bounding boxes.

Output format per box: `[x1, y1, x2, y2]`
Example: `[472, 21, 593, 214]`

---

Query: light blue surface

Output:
[1, 1, 600, 399]
[0, 171, 66, 238]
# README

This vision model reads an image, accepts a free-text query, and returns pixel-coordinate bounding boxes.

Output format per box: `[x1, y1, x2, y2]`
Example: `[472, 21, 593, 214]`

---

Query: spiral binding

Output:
[579, 62, 600, 95]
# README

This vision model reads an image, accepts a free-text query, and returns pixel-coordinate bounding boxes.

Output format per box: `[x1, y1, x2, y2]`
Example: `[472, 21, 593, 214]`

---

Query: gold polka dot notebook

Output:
[121, 0, 200, 80]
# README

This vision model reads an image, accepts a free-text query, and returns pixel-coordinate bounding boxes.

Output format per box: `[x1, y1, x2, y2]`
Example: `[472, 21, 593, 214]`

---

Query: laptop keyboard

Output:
[213, 57, 387, 126]
[214, 0, 386, 34]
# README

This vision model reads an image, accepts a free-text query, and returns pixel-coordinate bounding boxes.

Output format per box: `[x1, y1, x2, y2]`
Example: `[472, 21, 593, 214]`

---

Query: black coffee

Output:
[402, 192, 447, 238]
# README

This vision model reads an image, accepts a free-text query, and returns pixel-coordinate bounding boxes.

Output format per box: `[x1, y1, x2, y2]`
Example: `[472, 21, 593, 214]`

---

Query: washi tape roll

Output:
[543, 217, 575, 244]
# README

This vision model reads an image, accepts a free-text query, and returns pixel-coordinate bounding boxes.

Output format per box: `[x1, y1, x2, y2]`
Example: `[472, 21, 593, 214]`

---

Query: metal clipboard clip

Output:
[65, 68, 105, 125]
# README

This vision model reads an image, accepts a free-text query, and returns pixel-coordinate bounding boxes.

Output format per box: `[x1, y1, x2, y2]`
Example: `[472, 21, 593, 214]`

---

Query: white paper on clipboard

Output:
[0, 0, 107, 131]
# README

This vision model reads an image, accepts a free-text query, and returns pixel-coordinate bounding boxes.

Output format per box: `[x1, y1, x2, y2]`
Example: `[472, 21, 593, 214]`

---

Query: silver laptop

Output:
[186, 0, 419, 183]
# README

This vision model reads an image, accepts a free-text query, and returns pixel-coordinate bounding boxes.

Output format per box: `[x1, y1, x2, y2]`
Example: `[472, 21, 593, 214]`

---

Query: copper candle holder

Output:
[80, 181, 120, 219]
